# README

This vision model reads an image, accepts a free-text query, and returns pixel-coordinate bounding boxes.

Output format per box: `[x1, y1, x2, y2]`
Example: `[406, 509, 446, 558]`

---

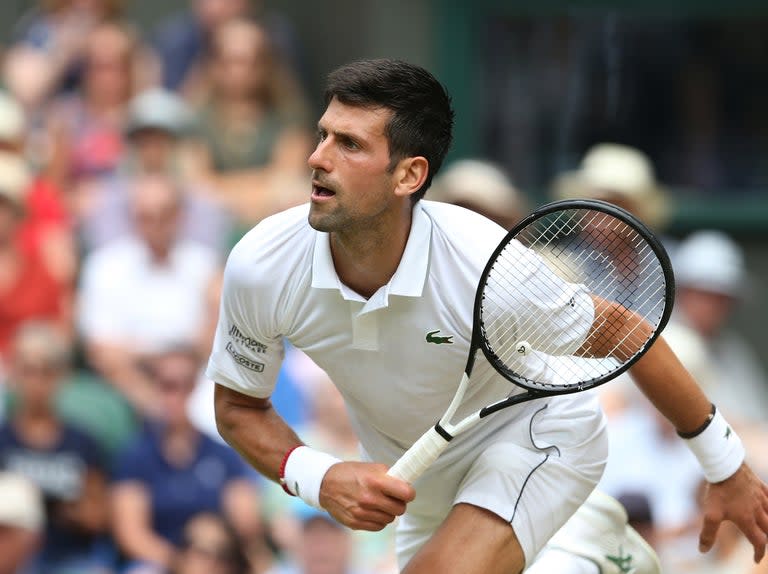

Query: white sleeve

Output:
[205, 247, 284, 398]
[500, 241, 594, 356]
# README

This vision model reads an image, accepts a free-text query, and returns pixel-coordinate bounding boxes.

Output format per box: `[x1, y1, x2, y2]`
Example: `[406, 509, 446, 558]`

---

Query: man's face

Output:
[307, 97, 399, 233]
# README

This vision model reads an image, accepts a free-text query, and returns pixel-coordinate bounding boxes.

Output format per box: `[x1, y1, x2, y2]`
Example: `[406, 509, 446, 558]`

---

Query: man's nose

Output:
[308, 139, 331, 172]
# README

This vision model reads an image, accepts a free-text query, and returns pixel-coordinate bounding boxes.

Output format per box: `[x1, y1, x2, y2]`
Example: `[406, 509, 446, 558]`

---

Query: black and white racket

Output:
[388, 199, 675, 482]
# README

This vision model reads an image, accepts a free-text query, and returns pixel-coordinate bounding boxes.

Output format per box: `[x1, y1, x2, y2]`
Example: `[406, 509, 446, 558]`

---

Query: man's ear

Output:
[393, 156, 429, 198]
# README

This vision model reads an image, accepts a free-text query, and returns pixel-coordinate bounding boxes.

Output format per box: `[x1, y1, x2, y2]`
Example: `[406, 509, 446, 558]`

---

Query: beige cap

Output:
[0, 472, 44, 531]
[125, 87, 192, 138]
[0, 151, 31, 209]
[553, 143, 669, 229]
[427, 159, 525, 223]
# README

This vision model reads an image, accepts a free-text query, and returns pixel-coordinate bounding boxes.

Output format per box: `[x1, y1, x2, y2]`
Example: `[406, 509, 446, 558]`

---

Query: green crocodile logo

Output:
[606, 546, 635, 574]
[426, 330, 453, 345]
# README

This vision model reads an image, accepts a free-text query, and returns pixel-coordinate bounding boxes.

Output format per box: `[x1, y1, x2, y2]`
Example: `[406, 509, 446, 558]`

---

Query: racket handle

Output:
[387, 426, 450, 483]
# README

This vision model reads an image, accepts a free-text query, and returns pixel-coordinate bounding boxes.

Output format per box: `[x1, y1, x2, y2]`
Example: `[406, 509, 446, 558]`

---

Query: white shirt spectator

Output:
[78, 236, 219, 353]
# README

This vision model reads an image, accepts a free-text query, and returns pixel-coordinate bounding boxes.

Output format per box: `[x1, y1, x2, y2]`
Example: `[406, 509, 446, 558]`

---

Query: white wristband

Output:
[683, 408, 745, 483]
[282, 446, 341, 509]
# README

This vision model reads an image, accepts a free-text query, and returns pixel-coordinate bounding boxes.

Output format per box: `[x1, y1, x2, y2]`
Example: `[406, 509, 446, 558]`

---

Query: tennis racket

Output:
[388, 199, 675, 483]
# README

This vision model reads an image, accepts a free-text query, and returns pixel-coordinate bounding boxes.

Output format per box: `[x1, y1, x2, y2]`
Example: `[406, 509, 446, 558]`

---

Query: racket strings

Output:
[480, 208, 668, 389]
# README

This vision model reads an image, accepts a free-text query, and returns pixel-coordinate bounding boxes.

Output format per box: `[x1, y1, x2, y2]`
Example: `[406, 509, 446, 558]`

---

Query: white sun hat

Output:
[553, 143, 670, 229]
[427, 158, 526, 225]
[674, 230, 748, 298]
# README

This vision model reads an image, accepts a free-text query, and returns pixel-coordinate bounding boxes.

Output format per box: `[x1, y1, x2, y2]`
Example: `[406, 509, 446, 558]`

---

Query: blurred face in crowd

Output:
[677, 287, 736, 339]
[175, 513, 245, 574]
[195, 0, 251, 30]
[130, 128, 177, 174]
[149, 350, 199, 427]
[131, 176, 182, 258]
[299, 517, 352, 574]
[10, 328, 68, 414]
[83, 23, 135, 105]
[209, 20, 271, 101]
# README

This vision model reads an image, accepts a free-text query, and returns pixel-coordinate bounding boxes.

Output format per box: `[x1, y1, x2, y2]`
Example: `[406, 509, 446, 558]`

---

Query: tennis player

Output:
[207, 59, 768, 574]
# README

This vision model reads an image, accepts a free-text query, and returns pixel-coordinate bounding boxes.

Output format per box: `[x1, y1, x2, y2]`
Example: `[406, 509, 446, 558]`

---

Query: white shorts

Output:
[394, 392, 608, 569]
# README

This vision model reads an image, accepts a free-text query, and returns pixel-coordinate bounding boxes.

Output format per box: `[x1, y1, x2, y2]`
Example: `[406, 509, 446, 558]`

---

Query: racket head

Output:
[473, 199, 675, 394]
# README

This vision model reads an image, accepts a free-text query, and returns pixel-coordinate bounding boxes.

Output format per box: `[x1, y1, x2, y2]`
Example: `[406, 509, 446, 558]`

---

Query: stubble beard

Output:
[308, 203, 347, 233]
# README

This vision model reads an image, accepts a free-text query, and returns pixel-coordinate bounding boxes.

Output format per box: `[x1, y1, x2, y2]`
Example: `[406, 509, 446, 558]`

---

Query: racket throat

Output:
[478, 390, 551, 418]
[434, 422, 454, 442]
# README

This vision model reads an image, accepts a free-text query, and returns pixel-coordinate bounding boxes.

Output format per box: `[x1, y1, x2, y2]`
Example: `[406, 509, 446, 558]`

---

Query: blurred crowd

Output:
[0, 2, 766, 574]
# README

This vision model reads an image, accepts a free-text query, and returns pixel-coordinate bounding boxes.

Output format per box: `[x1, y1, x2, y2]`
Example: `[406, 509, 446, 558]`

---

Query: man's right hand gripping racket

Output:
[388, 199, 675, 483]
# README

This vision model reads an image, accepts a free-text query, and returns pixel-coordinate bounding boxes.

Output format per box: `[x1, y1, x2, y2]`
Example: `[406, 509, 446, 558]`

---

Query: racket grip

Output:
[387, 426, 450, 483]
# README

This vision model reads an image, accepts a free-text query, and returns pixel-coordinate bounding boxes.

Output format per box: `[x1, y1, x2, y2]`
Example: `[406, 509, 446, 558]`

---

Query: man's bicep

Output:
[214, 383, 272, 414]
[213, 383, 273, 443]
[206, 261, 285, 396]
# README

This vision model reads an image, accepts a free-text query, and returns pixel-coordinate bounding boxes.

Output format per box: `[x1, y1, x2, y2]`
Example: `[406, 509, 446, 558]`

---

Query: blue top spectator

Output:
[110, 344, 263, 572]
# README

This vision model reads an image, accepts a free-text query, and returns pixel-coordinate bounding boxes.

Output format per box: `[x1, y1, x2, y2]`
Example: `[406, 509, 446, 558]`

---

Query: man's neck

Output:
[330, 205, 413, 299]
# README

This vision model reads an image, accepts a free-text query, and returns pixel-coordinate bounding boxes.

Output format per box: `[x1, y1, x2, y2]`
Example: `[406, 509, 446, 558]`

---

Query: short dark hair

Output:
[324, 58, 454, 202]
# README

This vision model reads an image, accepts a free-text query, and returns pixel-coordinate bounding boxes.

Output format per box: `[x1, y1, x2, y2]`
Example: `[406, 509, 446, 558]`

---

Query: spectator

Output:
[0, 148, 73, 367]
[152, 0, 305, 95]
[10, 0, 126, 96]
[110, 345, 263, 573]
[44, 19, 157, 194]
[0, 321, 111, 573]
[169, 512, 251, 574]
[77, 173, 221, 414]
[552, 142, 671, 236]
[426, 158, 528, 230]
[672, 230, 768, 426]
[181, 17, 312, 230]
[2, 46, 58, 171]
[0, 89, 78, 299]
[0, 472, 45, 574]
[78, 87, 233, 254]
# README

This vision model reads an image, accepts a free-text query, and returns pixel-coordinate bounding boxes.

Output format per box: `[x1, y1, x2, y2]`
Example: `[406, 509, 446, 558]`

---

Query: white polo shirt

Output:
[206, 201, 593, 467]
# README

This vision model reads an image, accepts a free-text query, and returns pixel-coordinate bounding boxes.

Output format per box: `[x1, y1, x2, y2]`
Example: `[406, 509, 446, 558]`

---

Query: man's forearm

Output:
[213, 383, 304, 482]
[629, 335, 713, 433]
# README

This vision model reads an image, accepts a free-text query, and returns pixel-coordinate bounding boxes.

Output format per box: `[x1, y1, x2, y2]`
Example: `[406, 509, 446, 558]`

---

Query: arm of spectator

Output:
[111, 480, 177, 568]
[83, 341, 158, 417]
[179, 128, 312, 225]
[43, 107, 75, 191]
[57, 468, 109, 534]
[198, 270, 224, 361]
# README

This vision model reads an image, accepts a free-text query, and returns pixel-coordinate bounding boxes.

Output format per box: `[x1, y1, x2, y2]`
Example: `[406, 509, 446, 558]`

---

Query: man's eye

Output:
[342, 139, 359, 150]
[317, 131, 327, 142]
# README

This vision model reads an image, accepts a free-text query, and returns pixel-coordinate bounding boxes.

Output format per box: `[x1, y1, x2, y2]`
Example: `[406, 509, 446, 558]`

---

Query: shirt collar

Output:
[311, 202, 432, 300]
